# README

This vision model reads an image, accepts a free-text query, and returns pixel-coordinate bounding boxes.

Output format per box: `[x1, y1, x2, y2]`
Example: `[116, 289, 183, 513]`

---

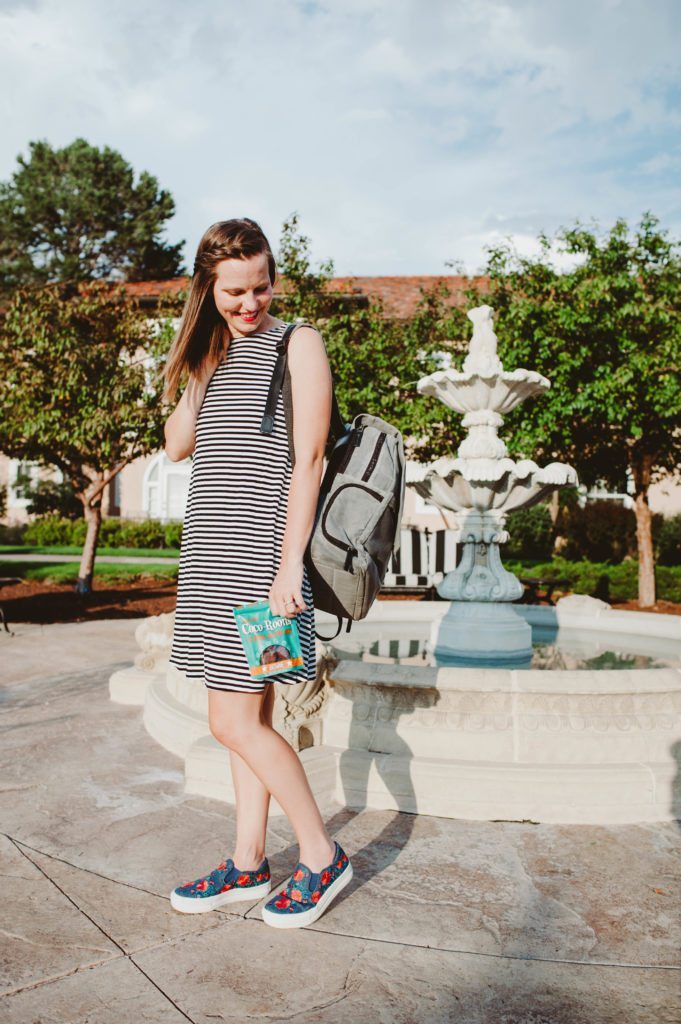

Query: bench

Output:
[518, 576, 569, 606]
[381, 527, 458, 597]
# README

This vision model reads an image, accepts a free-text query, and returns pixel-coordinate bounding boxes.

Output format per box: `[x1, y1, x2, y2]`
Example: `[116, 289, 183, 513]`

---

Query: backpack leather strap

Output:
[260, 321, 347, 447]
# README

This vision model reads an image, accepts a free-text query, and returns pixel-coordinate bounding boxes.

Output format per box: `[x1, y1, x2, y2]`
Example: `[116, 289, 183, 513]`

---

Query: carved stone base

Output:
[321, 660, 681, 823]
[184, 737, 338, 813]
[110, 667, 164, 705]
[109, 612, 176, 705]
[323, 746, 676, 825]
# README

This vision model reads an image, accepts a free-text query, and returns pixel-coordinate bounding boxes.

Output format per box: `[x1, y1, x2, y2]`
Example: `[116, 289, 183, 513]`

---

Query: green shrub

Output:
[98, 518, 128, 548]
[657, 514, 681, 566]
[556, 500, 638, 562]
[22, 513, 75, 546]
[70, 519, 89, 545]
[6, 512, 184, 552]
[12, 514, 177, 550]
[506, 556, 681, 603]
[164, 520, 183, 550]
[657, 566, 681, 602]
[505, 504, 554, 560]
[118, 519, 168, 549]
[0, 522, 28, 545]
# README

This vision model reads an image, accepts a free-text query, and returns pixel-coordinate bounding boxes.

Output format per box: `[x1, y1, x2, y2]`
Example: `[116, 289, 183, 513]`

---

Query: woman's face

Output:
[212, 252, 274, 337]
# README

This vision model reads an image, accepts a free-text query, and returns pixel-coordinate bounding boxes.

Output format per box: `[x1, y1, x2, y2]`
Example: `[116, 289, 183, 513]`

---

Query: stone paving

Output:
[1, 619, 679, 1023]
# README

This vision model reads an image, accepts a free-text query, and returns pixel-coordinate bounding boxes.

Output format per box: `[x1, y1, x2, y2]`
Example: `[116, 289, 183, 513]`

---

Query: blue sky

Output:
[1, 0, 678, 275]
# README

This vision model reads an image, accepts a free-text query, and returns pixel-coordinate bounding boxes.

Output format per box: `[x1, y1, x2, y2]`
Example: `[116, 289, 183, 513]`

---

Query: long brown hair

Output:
[162, 218, 276, 404]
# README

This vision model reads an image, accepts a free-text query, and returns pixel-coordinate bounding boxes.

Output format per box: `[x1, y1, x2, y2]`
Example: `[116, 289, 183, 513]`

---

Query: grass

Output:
[2, 548, 680, 602]
[0, 544, 180, 558]
[0, 560, 179, 584]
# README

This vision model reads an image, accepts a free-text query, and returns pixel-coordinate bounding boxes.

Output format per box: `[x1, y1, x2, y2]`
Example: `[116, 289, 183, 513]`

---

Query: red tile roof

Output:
[321, 275, 490, 318]
[121, 274, 490, 319]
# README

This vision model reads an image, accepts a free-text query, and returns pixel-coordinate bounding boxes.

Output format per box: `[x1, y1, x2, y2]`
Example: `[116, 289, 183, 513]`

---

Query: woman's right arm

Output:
[164, 360, 219, 462]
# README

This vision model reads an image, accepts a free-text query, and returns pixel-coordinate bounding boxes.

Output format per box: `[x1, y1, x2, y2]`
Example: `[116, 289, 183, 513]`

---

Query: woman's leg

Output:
[228, 684, 274, 870]
[208, 686, 336, 873]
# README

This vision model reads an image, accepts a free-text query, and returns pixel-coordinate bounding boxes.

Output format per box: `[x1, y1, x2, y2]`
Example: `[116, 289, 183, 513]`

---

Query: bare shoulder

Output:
[288, 322, 326, 361]
[287, 323, 331, 387]
[290, 321, 324, 343]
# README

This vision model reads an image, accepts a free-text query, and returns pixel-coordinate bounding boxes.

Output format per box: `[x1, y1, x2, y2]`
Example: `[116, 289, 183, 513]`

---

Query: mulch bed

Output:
[0, 578, 679, 627]
[0, 577, 178, 625]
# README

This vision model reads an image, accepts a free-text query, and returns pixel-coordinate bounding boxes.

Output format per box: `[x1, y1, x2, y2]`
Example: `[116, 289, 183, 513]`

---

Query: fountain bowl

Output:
[321, 598, 681, 825]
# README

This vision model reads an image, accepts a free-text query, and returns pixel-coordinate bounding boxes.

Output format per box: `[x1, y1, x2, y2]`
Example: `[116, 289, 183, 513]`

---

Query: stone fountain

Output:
[411, 304, 578, 665]
[110, 302, 681, 825]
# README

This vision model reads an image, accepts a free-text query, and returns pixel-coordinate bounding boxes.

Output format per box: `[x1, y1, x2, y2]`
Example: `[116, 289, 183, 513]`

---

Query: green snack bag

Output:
[232, 600, 304, 679]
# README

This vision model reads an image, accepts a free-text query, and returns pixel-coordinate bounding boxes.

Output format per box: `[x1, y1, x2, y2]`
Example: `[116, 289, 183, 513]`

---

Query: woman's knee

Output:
[207, 690, 265, 749]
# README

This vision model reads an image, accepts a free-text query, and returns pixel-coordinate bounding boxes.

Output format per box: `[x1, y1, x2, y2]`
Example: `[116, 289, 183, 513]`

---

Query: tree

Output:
[275, 212, 335, 320]
[272, 212, 469, 463]
[0, 138, 185, 294]
[12, 470, 82, 519]
[466, 212, 681, 607]
[0, 280, 182, 592]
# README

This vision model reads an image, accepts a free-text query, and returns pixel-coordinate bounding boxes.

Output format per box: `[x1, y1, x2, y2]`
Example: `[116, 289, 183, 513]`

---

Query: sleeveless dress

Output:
[168, 320, 317, 693]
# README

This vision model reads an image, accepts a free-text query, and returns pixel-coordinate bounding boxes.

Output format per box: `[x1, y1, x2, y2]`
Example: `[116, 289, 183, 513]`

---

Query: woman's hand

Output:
[268, 558, 307, 619]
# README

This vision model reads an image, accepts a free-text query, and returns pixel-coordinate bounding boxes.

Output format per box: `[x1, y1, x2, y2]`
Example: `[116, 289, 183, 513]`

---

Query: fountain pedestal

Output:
[431, 602, 532, 667]
[412, 305, 577, 663]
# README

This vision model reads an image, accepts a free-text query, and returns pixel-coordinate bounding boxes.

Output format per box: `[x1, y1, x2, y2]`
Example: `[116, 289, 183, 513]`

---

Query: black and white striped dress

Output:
[168, 319, 317, 693]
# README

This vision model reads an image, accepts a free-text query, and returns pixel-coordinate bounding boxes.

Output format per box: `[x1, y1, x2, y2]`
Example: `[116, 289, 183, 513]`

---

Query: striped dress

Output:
[168, 319, 317, 693]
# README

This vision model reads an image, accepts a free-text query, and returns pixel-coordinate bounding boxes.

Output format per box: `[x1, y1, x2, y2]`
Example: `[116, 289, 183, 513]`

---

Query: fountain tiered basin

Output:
[320, 598, 681, 825]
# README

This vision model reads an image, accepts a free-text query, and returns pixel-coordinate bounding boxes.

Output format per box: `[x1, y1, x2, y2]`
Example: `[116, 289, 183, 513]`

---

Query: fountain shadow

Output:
[320, 656, 443, 883]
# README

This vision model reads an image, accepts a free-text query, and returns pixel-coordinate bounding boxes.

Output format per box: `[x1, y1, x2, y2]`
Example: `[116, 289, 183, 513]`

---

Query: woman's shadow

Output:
[302, 640, 441, 904]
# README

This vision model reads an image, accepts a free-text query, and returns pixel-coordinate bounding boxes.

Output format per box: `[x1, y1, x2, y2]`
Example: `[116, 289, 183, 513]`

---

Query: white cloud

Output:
[0, 0, 678, 274]
[340, 107, 392, 123]
[358, 36, 418, 81]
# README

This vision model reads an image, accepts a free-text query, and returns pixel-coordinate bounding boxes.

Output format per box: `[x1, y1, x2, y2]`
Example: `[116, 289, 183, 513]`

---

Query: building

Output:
[1, 274, 678, 529]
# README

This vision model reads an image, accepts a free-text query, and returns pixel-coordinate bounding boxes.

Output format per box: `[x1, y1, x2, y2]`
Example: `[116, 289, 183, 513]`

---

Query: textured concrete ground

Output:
[1, 619, 680, 1023]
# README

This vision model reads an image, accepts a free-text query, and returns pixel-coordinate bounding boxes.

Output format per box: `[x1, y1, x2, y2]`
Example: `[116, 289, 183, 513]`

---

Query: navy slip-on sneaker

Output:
[261, 840, 353, 929]
[170, 855, 271, 914]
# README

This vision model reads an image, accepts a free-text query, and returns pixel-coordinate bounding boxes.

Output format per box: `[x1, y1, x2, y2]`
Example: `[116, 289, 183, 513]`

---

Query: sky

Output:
[1, 0, 679, 276]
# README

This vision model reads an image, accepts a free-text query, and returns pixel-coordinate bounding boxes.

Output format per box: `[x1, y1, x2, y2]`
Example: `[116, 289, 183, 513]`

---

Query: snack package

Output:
[232, 600, 304, 679]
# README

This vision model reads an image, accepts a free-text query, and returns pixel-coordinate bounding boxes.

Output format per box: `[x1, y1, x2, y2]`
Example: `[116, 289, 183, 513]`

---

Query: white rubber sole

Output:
[170, 878, 271, 914]
[261, 860, 353, 928]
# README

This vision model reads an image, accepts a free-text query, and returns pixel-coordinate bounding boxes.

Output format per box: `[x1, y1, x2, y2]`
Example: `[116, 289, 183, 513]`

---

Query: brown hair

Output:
[162, 218, 276, 404]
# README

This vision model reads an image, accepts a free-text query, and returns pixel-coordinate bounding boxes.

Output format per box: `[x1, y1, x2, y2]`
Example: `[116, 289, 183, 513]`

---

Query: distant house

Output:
[1, 274, 678, 528]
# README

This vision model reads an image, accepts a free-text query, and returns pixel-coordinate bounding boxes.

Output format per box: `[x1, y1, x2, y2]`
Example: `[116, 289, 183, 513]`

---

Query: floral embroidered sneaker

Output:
[170, 856, 271, 914]
[261, 840, 353, 929]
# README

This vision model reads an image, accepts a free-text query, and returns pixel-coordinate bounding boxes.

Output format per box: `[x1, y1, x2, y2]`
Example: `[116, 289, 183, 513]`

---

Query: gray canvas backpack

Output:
[260, 320, 406, 641]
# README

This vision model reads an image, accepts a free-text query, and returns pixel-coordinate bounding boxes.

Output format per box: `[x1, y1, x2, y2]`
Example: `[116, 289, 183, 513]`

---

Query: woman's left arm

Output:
[268, 325, 333, 618]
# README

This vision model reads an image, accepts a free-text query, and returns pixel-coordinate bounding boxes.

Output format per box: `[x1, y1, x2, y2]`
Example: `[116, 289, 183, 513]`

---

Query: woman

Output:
[162, 218, 352, 928]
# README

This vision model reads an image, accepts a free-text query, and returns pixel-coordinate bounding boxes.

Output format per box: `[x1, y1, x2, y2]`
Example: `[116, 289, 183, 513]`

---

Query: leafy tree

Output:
[0, 138, 185, 294]
[465, 212, 680, 607]
[0, 280, 182, 592]
[12, 471, 82, 519]
[272, 213, 469, 462]
[275, 212, 335, 320]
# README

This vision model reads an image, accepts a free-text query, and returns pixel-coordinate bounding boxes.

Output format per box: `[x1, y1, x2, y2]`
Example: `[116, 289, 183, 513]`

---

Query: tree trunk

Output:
[72, 463, 129, 595]
[75, 497, 102, 595]
[631, 455, 656, 608]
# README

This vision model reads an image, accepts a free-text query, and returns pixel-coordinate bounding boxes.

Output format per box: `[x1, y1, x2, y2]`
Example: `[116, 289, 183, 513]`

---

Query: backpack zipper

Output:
[361, 431, 386, 482]
[320, 481, 383, 569]
[336, 424, 364, 475]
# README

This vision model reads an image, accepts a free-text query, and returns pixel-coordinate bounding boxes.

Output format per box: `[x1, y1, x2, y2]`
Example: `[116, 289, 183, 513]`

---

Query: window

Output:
[142, 451, 191, 522]
[8, 459, 42, 508]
